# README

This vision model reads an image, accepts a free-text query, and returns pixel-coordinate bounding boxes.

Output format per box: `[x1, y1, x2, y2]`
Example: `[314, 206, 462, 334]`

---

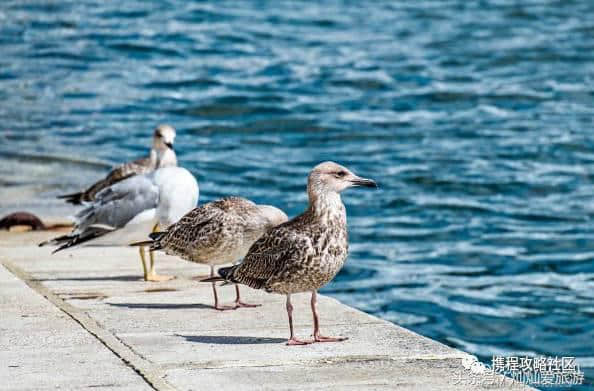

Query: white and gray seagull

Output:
[58, 124, 178, 205]
[204, 161, 377, 345]
[41, 166, 199, 281]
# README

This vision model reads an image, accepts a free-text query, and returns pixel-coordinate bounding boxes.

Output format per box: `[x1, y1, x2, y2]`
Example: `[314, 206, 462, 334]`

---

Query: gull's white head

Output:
[152, 124, 176, 152]
[308, 161, 377, 197]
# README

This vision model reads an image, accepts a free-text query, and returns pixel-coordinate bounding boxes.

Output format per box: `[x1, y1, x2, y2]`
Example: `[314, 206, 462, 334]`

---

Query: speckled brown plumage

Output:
[224, 198, 348, 295]
[149, 196, 288, 310]
[210, 161, 377, 344]
[153, 197, 283, 264]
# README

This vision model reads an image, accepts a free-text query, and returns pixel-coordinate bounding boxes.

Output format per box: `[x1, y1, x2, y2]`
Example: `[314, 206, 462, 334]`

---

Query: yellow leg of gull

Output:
[144, 223, 175, 282]
[139, 246, 149, 280]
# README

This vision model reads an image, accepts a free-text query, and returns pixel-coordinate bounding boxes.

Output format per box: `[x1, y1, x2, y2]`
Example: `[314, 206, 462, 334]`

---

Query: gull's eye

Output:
[334, 171, 347, 178]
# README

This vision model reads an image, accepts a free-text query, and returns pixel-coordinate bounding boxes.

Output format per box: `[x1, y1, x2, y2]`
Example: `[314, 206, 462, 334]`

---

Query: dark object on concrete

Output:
[0, 212, 46, 231]
[0, 211, 72, 232]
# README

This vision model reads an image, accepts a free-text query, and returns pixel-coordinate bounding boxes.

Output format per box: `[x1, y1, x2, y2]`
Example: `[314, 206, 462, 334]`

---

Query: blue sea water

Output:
[1, 0, 593, 388]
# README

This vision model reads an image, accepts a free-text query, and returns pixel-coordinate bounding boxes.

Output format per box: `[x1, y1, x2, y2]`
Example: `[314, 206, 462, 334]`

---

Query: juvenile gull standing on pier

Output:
[141, 197, 288, 310]
[58, 124, 178, 205]
[204, 162, 377, 344]
[41, 166, 199, 281]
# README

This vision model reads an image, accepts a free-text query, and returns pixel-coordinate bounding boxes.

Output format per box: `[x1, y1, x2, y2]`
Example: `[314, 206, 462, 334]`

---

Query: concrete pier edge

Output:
[0, 230, 534, 390]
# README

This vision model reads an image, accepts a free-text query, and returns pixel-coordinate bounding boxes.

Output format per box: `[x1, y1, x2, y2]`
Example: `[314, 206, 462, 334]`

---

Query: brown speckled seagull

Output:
[204, 161, 377, 345]
[58, 124, 178, 205]
[144, 197, 288, 310]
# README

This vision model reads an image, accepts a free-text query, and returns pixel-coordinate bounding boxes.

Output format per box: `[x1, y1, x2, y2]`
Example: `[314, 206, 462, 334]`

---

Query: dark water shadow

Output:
[108, 302, 213, 310]
[177, 334, 285, 345]
[35, 275, 140, 282]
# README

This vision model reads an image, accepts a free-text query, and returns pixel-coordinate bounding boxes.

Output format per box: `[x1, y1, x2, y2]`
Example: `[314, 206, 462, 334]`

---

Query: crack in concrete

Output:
[161, 359, 378, 371]
[2, 260, 176, 391]
[112, 329, 157, 364]
[158, 354, 468, 371]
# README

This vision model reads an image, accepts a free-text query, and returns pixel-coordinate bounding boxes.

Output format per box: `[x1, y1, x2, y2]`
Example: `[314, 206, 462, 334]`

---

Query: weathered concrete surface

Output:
[0, 231, 532, 390]
[0, 258, 152, 390]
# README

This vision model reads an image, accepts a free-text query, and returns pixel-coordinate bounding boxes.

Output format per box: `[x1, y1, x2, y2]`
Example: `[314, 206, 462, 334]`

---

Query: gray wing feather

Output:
[61, 156, 153, 204]
[74, 174, 159, 232]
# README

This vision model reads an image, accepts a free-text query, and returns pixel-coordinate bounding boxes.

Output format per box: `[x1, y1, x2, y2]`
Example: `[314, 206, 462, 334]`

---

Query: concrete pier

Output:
[0, 230, 532, 390]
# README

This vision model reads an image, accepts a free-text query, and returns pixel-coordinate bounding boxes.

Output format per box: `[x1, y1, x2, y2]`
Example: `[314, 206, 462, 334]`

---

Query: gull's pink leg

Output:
[233, 284, 261, 308]
[311, 291, 348, 343]
[286, 294, 312, 346]
[210, 266, 235, 311]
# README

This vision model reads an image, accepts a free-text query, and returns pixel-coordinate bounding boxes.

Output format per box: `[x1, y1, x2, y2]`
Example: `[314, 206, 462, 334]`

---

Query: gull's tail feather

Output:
[129, 240, 153, 247]
[149, 231, 167, 241]
[39, 227, 111, 253]
[129, 231, 167, 251]
[201, 266, 234, 283]
[201, 276, 225, 282]
[57, 192, 85, 205]
[39, 234, 70, 247]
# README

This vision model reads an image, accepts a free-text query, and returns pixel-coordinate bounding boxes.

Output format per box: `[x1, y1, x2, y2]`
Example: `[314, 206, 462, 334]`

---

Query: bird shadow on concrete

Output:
[177, 334, 286, 345]
[34, 275, 140, 282]
[107, 302, 213, 310]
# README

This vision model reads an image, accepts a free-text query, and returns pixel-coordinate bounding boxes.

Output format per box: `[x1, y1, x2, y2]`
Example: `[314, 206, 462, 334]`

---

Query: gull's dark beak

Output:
[165, 142, 174, 150]
[351, 176, 378, 188]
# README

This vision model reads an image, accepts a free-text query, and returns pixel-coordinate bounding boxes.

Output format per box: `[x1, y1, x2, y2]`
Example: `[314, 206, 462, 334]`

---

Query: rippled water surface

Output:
[2, 0, 594, 387]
